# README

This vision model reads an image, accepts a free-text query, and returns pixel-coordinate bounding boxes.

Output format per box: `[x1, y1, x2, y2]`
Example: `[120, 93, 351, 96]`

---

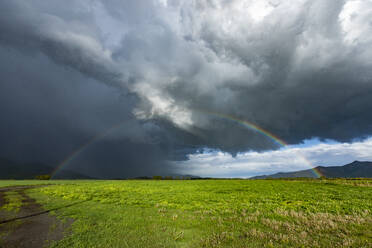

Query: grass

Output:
[1, 190, 23, 212]
[1, 179, 372, 247]
[0, 180, 89, 188]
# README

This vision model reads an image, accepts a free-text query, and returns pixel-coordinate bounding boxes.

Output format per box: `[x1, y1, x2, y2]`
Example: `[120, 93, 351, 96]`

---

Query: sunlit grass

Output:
[1, 191, 23, 212]
[0, 180, 94, 188]
[19, 179, 372, 247]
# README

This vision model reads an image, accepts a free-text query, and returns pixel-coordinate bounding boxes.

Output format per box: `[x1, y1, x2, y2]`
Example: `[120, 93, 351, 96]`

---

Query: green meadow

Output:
[1, 179, 372, 247]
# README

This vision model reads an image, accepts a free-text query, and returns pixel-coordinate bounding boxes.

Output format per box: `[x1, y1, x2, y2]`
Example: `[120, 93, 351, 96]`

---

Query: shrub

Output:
[35, 174, 51, 180]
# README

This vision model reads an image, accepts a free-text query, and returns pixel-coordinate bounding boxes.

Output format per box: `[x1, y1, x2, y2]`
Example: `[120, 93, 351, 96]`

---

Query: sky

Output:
[0, 0, 372, 178]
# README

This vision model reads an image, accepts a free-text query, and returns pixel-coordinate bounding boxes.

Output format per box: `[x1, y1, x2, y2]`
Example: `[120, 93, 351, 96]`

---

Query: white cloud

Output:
[339, 0, 372, 45]
[174, 138, 372, 177]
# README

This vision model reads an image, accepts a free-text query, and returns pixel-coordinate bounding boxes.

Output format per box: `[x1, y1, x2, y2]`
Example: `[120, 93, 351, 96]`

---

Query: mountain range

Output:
[1, 158, 372, 179]
[251, 161, 372, 179]
[0, 157, 91, 179]
[0, 157, 198, 180]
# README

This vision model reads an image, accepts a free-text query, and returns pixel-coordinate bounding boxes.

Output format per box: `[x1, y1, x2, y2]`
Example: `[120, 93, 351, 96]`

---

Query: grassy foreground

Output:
[1, 179, 372, 247]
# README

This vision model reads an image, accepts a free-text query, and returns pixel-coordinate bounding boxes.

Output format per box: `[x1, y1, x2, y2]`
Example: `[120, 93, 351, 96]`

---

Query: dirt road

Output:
[0, 186, 70, 248]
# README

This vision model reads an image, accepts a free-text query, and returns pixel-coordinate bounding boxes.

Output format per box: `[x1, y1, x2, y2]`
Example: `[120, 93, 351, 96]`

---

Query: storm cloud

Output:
[1, 0, 372, 177]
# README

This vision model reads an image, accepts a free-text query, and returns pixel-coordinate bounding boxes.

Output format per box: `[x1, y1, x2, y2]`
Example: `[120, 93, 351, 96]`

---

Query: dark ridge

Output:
[0, 157, 92, 179]
[251, 161, 372, 179]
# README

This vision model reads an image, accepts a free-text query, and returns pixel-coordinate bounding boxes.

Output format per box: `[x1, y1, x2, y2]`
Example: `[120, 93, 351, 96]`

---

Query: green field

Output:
[1, 179, 371, 247]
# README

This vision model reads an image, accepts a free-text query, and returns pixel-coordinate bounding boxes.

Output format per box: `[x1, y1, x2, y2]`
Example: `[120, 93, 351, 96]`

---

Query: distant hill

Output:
[251, 161, 372, 179]
[0, 157, 92, 179]
[130, 174, 201, 180]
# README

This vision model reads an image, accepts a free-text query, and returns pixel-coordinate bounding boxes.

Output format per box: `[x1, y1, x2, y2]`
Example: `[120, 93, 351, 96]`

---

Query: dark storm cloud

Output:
[0, 1, 126, 88]
[1, 0, 372, 176]
[104, 0, 372, 152]
[0, 46, 176, 177]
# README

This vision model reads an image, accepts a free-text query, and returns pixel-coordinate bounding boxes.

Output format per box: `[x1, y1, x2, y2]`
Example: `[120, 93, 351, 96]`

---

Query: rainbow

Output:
[52, 112, 323, 179]
[50, 122, 127, 178]
[202, 111, 287, 147]
[198, 110, 323, 178]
